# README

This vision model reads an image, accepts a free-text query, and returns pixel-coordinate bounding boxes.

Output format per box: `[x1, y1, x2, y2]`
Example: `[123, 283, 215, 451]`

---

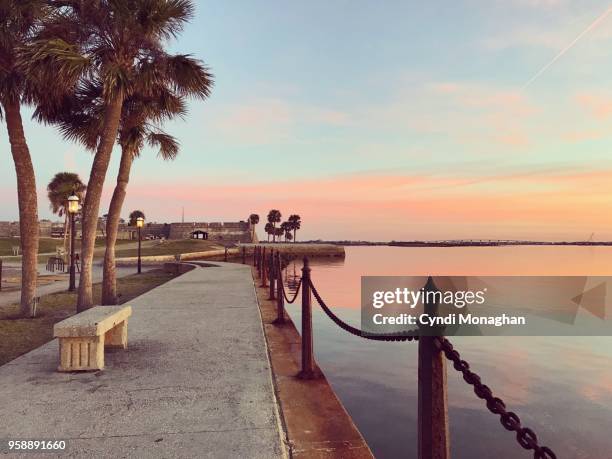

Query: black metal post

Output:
[298, 257, 316, 379]
[268, 249, 276, 300]
[274, 252, 285, 324]
[260, 247, 268, 287]
[418, 276, 449, 459]
[68, 211, 76, 291]
[224, 247, 228, 262]
[137, 226, 142, 274]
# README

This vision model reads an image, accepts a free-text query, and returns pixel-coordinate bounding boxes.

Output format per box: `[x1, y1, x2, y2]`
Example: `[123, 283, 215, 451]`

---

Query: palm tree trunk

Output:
[293, 228, 297, 242]
[102, 147, 134, 305]
[3, 100, 39, 317]
[77, 94, 124, 312]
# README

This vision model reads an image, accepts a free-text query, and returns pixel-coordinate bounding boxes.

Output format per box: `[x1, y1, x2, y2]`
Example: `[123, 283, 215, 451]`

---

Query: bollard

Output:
[417, 276, 450, 459]
[268, 250, 276, 300]
[242, 246, 246, 264]
[260, 247, 268, 287]
[224, 247, 228, 262]
[274, 252, 285, 324]
[298, 257, 316, 379]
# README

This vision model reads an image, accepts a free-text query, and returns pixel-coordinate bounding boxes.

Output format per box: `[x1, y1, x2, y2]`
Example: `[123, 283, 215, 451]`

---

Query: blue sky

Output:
[2, 1, 612, 240]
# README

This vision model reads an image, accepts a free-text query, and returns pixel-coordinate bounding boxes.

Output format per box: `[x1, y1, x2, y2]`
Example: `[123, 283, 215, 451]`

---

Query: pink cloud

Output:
[575, 92, 612, 119]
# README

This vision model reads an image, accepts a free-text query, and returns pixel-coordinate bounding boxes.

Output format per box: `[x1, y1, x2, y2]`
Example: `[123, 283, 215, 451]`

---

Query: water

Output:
[283, 246, 612, 459]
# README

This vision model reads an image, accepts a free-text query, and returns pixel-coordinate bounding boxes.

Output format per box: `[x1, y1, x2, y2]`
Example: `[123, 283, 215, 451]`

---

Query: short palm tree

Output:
[288, 214, 301, 242]
[27, 0, 202, 311]
[280, 222, 291, 242]
[47, 172, 86, 259]
[267, 210, 282, 242]
[264, 223, 273, 242]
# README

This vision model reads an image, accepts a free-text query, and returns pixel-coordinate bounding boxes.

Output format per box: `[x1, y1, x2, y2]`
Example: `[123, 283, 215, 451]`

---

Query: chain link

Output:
[435, 337, 556, 459]
[310, 282, 419, 342]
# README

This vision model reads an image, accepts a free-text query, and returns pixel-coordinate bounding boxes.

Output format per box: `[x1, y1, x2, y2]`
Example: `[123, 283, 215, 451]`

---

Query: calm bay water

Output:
[283, 246, 612, 459]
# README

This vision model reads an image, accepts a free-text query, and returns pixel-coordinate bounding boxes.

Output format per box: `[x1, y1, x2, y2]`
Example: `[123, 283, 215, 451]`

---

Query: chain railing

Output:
[252, 247, 557, 458]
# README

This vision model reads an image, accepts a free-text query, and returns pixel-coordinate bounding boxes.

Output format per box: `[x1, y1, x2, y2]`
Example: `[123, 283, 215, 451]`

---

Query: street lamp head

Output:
[67, 193, 79, 214]
[136, 216, 144, 228]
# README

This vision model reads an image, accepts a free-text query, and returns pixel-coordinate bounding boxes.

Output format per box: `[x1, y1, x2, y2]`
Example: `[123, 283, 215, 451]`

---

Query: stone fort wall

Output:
[168, 221, 253, 242]
[0, 220, 255, 243]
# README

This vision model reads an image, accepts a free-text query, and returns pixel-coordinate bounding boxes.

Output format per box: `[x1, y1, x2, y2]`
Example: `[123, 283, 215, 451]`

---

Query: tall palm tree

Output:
[46, 172, 86, 259]
[29, 0, 199, 311]
[55, 62, 211, 304]
[249, 213, 259, 242]
[288, 214, 301, 242]
[267, 209, 281, 243]
[0, 1, 53, 317]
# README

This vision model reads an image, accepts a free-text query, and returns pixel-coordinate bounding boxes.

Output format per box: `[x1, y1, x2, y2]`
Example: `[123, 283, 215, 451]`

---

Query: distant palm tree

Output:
[288, 214, 301, 242]
[275, 227, 284, 242]
[264, 223, 273, 242]
[27, 0, 198, 311]
[285, 231, 293, 242]
[267, 209, 282, 242]
[249, 214, 259, 241]
[47, 172, 86, 259]
[129, 210, 146, 226]
[280, 222, 291, 242]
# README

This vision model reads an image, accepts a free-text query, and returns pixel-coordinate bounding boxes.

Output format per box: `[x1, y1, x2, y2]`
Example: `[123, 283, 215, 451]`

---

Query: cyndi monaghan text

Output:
[372, 313, 526, 327]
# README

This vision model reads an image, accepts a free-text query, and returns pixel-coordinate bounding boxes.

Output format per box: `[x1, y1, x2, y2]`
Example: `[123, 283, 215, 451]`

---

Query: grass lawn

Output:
[0, 237, 133, 260]
[0, 269, 179, 366]
[115, 239, 224, 258]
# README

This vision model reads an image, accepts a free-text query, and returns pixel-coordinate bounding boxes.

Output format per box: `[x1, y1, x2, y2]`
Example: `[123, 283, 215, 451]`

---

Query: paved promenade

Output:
[0, 262, 285, 458]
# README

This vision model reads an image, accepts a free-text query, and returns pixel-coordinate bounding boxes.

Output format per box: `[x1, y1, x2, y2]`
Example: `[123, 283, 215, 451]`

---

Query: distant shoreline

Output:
[300, 240, 612, 247]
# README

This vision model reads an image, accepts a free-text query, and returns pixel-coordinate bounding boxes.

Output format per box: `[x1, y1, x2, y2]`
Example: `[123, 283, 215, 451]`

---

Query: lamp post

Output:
[67, 193, 79, 291]
[136, 216, 144, 274]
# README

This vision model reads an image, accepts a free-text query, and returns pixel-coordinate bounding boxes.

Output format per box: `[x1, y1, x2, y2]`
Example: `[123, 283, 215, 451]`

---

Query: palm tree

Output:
[46, 172, 86, 260]
[264, 223, 273, 242]
[249, 213, 259, 241]
[280, 222, 291, 243]
[129, 210, 146, 226]
[0, 1, 55, 317]
[54, 62, 211, 305]
[267, 209, 282, 242]
[28, 0, 199, 311]
[285, 231, 293, 242]
[288, 214, 301, 242]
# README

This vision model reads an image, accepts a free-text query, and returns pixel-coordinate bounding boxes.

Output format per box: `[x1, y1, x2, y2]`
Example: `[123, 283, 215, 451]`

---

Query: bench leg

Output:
[104, 319, 128, 350]
[58, 336, 104, 372]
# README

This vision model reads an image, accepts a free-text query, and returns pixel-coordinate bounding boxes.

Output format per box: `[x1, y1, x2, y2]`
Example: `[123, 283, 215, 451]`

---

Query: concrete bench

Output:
[53, 306, 132, 372]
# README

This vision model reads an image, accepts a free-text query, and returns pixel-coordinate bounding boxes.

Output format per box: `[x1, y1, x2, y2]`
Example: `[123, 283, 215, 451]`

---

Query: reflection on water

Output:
[283, 246, 612, 459]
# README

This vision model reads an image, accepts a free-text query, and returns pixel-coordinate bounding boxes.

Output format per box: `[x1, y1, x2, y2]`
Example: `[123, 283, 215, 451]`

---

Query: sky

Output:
[2, 0, 612, 241]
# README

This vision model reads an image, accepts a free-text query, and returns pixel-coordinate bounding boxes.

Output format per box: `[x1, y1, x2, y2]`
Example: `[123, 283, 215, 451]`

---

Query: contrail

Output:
[522, 6, 612, 89]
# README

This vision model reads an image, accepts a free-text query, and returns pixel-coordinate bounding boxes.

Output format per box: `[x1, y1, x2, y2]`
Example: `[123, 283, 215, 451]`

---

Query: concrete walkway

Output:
[0, 262, 285, 458]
